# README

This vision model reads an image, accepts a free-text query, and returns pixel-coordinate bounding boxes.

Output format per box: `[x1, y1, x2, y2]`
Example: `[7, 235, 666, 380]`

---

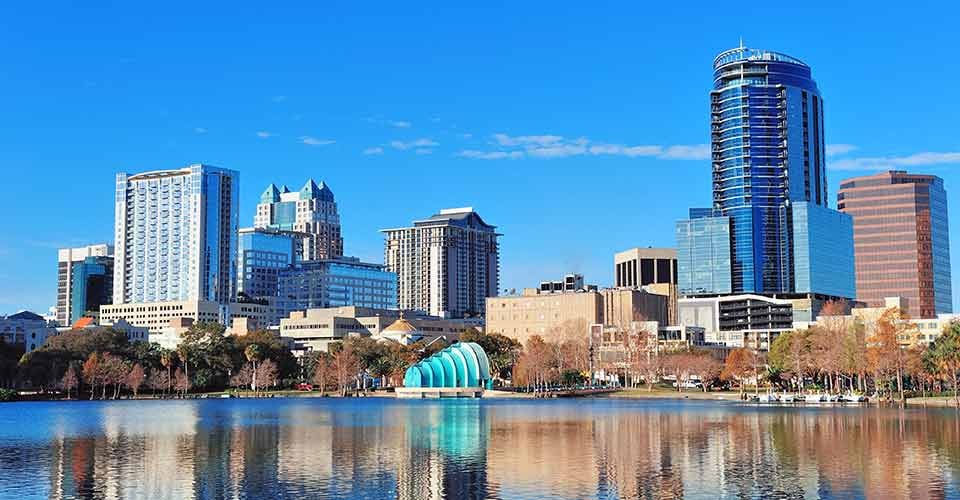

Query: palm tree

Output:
[159, 350, 174, 396]
[176, 345, 191, 397]
[245, 344, 263, 394]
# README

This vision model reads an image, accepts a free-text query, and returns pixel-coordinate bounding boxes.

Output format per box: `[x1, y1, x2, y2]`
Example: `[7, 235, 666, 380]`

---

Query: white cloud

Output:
[826, 143, 858, 157]
[526, 143, 588, 158]
[659, 144, 711, 160]
[363, 147, 384, 155]
[415, 148, 434, 155]
[301, 136, 335, 146]
[390, 138, 438, 150]
[456, 133, 708, 161]
[493, 133, 563, 147]
[194, 127, 207, 134]
[256, 131, 273, 139]
[588, 144, 663, 157]
[367, 117, 414, 129]
[830, 151, 960, 171]
[456, 150, 524, 160]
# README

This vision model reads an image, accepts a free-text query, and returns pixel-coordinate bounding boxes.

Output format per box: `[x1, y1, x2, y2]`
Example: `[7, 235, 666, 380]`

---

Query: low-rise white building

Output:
[0, 311, 57, 353]
[679, 294, 794, 350]
[60, 317, 149, 343]
[100, 300, 268, 334]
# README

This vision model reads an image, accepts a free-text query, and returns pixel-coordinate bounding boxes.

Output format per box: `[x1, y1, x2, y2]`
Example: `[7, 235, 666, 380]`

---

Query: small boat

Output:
[803, 393, 827, 403]
[753, 393, 780, 403]
[840, 393, 867, 403]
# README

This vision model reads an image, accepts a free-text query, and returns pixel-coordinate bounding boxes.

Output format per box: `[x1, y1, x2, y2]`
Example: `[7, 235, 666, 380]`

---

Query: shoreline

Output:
[7, 389, 960, 407]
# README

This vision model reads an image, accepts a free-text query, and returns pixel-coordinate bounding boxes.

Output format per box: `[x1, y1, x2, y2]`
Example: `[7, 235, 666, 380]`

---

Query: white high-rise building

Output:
[114, 164, 239, 305]
[382, 208, 500, 318]
[56, 243, 113, 326]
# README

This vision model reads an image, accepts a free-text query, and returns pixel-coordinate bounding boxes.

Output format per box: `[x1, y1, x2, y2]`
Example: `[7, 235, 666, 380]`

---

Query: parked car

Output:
[296, 383, 313, 391]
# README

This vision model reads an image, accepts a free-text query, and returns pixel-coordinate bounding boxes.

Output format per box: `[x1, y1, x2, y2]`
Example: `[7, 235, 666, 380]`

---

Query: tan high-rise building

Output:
[382, 208, 500, 319]
[485, 289, 603, 344]
[614, 247, 678, 324]
[838, 171, 951, 318]
[485, 287, 668, 346]
[601, 288, 669, 329]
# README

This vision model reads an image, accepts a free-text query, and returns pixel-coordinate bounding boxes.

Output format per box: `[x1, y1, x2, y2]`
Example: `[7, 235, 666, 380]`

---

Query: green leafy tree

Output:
[924, 322, 960, 407]
[179, 322, 234, 390]
[0, 340, 24, 389]
[769, 330, 812, 392]
[461, 329, 522, 383]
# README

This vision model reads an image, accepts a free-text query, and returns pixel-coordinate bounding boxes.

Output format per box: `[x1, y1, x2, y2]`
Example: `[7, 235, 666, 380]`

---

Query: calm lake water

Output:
[0, 398, 958, 499]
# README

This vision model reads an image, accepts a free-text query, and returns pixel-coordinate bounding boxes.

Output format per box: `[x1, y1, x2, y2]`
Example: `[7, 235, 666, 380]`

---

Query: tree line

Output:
[764, 307, 960, 404]
[508, 308, 960, 403]
[8, 305, 958, 403]
[14, 323, 298, 399]
[299, 329, 522, 395]
[4, 324, 525, 399]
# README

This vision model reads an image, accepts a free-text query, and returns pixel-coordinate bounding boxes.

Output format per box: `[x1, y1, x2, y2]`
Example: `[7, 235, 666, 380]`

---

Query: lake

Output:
[0, 397, 958, 499]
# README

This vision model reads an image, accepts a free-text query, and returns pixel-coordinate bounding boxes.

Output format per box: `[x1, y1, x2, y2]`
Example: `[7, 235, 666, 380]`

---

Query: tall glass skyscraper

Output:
[711, 46, 827, 293]
[114, 164, 239, 305]
[677, 46, 854, 300]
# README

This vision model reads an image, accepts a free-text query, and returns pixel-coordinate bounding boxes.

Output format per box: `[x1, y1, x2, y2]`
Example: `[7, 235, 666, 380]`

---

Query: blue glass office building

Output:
[790, 202, 855, 298]
[277, 258, 398, 317]
[237, 228, 301, 299]
[68, 256, 114, 324]
[676, 210, 733, 295]
[676, 46, 854, 300]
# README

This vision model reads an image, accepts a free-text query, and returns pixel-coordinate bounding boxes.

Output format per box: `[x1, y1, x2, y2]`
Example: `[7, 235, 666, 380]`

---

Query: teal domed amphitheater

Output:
[403, 342, 493, 390]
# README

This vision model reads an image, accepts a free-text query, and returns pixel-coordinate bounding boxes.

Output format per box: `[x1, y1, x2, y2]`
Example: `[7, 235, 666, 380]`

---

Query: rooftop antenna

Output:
[739, 36, 745, 49]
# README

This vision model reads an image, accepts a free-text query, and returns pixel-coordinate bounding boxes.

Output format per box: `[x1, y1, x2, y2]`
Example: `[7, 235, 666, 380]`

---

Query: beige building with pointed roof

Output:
[379, 313, 425, 345]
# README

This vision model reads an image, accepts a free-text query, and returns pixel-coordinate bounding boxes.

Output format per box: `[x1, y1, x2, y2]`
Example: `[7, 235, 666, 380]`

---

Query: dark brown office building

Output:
[837, 171, 952, 318]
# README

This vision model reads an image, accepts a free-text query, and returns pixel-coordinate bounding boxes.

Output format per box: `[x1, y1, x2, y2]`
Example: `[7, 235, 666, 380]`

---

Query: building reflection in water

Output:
[396, 401, 490, 500]
[21, 399, 960, 499]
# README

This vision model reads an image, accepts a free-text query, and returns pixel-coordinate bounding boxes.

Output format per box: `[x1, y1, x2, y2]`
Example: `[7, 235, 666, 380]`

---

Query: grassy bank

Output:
[606, 388, 743, 401]
[905, 396, 960, 407]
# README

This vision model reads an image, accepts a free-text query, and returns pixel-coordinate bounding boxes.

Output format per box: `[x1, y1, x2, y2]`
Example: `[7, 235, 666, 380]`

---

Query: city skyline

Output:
[4, 3, 960, 314]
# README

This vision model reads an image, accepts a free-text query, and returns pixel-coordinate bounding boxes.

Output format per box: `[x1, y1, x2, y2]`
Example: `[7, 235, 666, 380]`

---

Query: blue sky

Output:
[2, 2, 959, 315]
